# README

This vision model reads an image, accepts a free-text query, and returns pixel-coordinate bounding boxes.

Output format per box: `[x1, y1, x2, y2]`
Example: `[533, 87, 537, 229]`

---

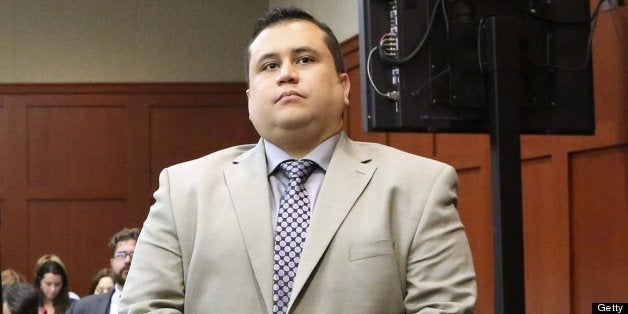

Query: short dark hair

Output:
[245, 6, 345, 81]
[108, 227, 140, 257]
[2, 282, 38, 314]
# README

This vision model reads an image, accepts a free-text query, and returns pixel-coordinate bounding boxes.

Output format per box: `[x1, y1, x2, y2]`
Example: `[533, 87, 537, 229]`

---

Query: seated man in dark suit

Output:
[67, 228, 139, 314]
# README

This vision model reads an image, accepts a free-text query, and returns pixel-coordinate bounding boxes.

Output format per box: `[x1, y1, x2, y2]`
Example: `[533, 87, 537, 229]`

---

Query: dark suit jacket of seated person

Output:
[65, 289, 114, 314]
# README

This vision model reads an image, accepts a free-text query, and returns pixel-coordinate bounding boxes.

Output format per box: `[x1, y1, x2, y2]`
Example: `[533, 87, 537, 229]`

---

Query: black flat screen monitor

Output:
[359, 0, 595, 134]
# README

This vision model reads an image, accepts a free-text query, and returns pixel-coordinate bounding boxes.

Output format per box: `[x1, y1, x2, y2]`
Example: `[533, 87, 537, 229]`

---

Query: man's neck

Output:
[266, 129, 341, 159]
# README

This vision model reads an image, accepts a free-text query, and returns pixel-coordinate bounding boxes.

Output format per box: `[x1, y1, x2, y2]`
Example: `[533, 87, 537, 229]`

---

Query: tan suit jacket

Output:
[120, 133, 476, 313]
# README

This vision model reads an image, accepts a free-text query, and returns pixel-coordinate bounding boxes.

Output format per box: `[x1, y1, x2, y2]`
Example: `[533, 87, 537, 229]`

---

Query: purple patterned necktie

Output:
[272, 159, 316, 314]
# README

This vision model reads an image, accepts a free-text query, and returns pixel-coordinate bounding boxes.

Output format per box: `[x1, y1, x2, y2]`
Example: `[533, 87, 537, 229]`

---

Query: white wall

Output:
[0, 1, 358, 83]
[0, 0, 267, 83]
[268, 0, 359, 42]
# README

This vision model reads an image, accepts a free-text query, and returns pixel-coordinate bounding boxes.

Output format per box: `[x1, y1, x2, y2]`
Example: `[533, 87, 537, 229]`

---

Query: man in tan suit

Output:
[120, 6, 476, 314]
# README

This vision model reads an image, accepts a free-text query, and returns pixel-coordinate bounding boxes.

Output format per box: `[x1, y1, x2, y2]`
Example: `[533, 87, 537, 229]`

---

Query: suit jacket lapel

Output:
[103, 289, 115, 314]
[289, 134, 376, 310]
[224, 139, 274, 312]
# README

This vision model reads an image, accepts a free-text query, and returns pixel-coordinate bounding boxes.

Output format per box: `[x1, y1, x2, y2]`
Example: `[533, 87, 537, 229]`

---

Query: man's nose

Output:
[277, 63, 298, 84]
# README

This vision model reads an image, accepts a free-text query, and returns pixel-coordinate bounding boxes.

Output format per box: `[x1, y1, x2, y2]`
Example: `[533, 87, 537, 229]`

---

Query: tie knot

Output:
[280, 159, 316, 181]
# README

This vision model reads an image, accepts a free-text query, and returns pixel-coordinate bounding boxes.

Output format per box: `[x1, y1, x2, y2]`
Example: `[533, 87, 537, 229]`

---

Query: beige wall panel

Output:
[0, 1, 14, 78]
[268, 0, 359, 42]
[131, 1, 263, 82]
[1, 1, 267, 83]
[12, 1, 137, 83]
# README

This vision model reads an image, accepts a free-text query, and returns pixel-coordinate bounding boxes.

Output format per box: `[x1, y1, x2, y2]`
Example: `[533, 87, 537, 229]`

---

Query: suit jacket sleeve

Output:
[119, 168, 186, 313]
[66, 291, 113, 314]
[405, 165, 476, 313]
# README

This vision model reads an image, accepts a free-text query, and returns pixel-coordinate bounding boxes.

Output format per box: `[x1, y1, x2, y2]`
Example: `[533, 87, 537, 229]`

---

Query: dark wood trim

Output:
[340, 34, 359, 55]
[0, 82, 247, 95]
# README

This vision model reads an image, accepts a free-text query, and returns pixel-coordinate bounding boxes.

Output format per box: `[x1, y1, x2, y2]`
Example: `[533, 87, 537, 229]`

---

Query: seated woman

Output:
[33, 255, 79, 302]
[88, 268, 114, 295]
[34, 261, 71, 314]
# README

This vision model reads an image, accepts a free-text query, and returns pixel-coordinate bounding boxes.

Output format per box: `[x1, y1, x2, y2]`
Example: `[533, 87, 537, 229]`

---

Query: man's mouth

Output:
[276, 90, 303, 103]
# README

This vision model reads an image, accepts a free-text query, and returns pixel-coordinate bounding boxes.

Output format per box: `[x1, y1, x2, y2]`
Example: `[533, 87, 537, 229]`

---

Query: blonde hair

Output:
[1, 269, 27, 288]
[34, 254, 67, 274]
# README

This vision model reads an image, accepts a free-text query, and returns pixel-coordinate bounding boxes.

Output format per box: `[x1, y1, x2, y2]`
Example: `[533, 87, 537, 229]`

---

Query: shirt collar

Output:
[264, 133, 340, 175]
[114, 283, 123, 295]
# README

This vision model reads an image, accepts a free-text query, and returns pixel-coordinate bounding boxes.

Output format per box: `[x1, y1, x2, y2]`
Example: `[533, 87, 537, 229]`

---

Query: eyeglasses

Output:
[113, 251, 134, 260]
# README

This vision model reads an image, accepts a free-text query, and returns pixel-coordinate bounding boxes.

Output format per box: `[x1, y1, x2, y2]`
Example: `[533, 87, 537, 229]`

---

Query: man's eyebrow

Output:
[254, 52, 280, 66]
[292, 46, 318, 55]
[253, 46, 320, 65]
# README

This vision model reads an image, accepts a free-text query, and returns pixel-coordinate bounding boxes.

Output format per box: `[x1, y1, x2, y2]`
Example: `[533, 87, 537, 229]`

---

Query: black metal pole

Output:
[484, 16, 526, 314]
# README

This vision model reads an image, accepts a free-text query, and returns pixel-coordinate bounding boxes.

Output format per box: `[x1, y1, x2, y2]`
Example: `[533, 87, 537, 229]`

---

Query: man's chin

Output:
[115, 270, 129, 286]
[276, 115, 314, 130]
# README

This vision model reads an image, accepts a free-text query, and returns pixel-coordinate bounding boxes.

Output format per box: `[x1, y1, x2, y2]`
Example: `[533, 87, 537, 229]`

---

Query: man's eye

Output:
[262, 62, 279, 71]
[297, 56, 313, 64]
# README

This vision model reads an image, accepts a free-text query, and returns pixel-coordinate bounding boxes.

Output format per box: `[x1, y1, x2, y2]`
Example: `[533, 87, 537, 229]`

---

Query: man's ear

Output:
[340, 73, 350, 106]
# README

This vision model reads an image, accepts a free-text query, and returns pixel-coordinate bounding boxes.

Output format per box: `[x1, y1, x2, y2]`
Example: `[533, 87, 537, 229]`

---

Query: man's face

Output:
[110, 239, 136, 287]
[246, 20, 350, 149]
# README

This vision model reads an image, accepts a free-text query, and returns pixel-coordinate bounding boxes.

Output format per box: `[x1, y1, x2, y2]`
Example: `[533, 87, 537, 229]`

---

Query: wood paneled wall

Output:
[0, 83, 259, 295]
[1, 6, 626, 312]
